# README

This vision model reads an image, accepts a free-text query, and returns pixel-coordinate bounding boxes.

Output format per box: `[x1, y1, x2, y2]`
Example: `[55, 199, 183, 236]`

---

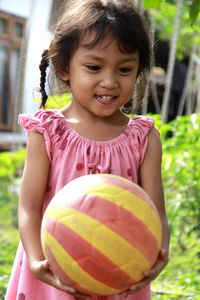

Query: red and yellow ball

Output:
[41, 174, 162, 296]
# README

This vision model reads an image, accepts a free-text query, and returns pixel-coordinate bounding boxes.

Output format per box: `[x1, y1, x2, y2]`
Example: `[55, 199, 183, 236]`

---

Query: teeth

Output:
[98, 95, 114, 100]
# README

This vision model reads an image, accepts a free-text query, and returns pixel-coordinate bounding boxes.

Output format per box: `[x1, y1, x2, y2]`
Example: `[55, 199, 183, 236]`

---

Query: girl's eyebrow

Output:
[82, 54, 138, 64]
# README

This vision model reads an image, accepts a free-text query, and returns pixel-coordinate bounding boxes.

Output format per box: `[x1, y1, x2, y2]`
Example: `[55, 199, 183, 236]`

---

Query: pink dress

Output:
[5, 109, 155, 300]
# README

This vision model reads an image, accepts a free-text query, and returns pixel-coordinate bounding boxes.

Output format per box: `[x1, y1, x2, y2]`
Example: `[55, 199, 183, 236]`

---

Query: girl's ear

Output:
[58, 69, 70, 81]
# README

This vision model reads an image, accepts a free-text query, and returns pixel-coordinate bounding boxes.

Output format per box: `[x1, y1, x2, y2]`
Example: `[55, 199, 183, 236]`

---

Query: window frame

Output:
[0, 10, 26, 131]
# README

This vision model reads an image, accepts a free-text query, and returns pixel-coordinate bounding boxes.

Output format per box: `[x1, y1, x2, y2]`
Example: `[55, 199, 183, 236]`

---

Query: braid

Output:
[39, 49, 49, 108]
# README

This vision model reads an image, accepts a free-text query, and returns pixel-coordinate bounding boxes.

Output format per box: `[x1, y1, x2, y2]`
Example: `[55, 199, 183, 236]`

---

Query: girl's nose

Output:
[99, 70, 118, 89]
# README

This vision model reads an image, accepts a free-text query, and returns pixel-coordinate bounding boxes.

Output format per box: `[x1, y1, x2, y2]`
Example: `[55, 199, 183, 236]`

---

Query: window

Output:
[0, 11, 26, 131]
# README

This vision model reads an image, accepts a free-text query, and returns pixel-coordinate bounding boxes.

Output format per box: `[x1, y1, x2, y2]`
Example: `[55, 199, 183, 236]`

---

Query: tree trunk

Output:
[135, 0, 144, 13]
[161, 0, 184, 123]
[193, 51, 200, 113]
[177, 44, 196, 116]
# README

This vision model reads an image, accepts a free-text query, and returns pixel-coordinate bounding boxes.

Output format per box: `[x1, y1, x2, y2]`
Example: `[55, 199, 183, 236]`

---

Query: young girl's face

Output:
[60, 32, 139, 118]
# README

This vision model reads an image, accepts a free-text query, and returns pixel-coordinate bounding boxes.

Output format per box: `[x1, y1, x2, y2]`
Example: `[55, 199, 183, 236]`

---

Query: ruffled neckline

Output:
[30, 109, 154, 146]
[52, 109, 134, 145]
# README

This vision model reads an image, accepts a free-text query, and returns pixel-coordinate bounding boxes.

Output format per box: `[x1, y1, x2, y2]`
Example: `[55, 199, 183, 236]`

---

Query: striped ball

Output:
[41, 174, 162, 296]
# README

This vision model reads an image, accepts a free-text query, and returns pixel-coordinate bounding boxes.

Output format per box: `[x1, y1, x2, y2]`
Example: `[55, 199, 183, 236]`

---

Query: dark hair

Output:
[39, 0, 151, 110]
[39, 49, 49, 108]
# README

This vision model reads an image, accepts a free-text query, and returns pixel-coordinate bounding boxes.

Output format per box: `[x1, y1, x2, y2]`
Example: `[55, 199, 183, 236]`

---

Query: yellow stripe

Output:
[94, 174, 132, 183]
[44, 207, 150, 281]
[43, 231, 120, 295]
[81, 182, 162, 246]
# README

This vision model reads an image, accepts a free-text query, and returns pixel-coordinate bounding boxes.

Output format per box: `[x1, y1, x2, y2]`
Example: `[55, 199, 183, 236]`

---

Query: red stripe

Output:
[44, 218, 135, 291]
[61, 194, 159, 266]
[95, 175, 157, 212]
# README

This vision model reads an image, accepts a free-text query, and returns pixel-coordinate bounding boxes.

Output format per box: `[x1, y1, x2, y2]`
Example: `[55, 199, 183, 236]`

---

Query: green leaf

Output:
[189, 0, 200, 25]
[143, 0, 162, 9]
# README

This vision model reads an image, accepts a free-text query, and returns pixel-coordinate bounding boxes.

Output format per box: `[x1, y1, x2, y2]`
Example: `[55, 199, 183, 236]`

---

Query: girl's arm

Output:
[139, 128, 170, 254]
[18, 131, 78, 295]
[19, 131, 50, 267]
[123, 127, 170, 295]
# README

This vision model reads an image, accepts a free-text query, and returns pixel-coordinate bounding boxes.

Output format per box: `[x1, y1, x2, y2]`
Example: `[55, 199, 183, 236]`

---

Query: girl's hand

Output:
[30, 259, 90, 298]
[120, 249, 168, 296]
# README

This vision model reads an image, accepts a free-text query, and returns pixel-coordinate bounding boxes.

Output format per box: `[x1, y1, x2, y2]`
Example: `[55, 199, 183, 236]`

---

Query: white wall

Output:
[22, 0, 53, 114]
[0, 0, 31, 18]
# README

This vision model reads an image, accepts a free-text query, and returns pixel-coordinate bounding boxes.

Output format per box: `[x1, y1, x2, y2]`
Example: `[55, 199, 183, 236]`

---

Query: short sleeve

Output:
[18, 110, 55, 161]
[129, 116, 156, 166]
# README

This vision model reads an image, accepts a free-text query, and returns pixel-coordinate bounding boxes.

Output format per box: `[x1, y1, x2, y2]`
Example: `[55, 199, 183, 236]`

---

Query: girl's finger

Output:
[121, 278, 151, 296]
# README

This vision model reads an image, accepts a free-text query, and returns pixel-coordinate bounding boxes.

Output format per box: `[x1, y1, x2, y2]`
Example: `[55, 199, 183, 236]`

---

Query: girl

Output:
[6, 0, 170, 299]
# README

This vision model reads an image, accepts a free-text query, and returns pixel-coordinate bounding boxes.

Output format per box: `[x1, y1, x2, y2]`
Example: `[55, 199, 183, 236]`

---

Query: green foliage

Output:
[155, 114, 200, 239]
[34, 93, 72, 110]
[146, 1, 200, 59]
[189, 0, 200, 25]
[0, 149, 25, 298]
[0, 149, 25, 300]
[0, 228, 19, 298]
[143, 0, 162, 8]
[144, 0, 200, 25]
[0, 149, 26, 229]
[0, 148, 25, 179]
[152, 234, 200, 299]
[147, 114, 200, 298]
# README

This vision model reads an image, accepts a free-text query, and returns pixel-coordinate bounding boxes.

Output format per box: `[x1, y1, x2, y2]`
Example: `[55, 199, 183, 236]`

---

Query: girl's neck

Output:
[61, 103, 129, 142]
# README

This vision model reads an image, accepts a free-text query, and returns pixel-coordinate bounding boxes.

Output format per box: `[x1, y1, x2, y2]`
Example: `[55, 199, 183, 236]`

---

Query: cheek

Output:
[123, 77, 137, 93]
[69, 71, 87, 90]
[71, 69, 93, 85]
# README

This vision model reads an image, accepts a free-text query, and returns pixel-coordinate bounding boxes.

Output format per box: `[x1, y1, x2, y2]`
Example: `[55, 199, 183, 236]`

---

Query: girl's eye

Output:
[119, 67, 132, 74]
[86, 65, 100, 71]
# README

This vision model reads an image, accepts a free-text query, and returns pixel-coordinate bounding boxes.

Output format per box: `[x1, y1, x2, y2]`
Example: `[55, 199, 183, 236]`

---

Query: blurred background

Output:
[0, 0, 200, 299]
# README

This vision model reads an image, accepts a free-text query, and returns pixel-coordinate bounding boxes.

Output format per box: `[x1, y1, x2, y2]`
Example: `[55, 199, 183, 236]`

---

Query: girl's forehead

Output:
[80, 31, 114, 48]
[72, 36, 139, 65]
[79, 31, 138, 56]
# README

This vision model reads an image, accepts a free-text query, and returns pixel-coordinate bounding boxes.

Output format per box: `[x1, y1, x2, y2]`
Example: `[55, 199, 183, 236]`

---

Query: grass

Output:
[0, 226, 19, 298]
[152, 234, 200, 299]
[0, 185, 20, 299]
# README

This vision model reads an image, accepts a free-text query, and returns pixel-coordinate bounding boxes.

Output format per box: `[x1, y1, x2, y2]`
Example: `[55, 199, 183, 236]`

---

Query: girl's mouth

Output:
[96, 95, 117, 105]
